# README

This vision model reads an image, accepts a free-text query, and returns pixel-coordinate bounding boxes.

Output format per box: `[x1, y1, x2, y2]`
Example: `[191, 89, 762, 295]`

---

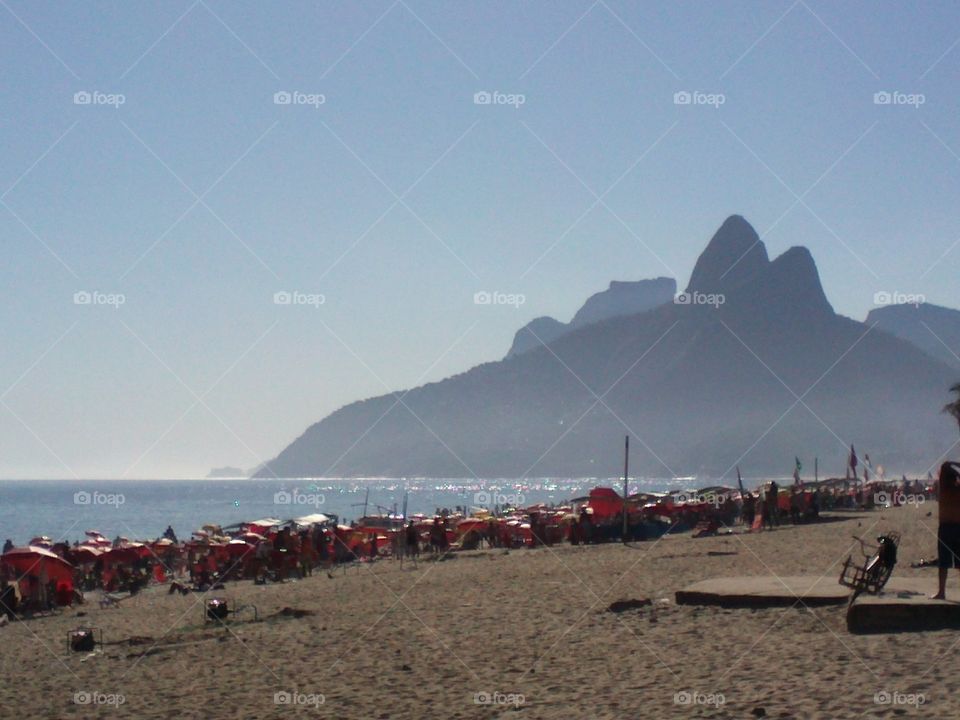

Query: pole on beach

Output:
[815, 457, 818, 484]
[622, 435, 629, 543]
[400, 491, 408, 569]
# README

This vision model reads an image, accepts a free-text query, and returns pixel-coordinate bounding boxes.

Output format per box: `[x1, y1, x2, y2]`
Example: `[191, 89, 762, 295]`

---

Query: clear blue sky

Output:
[2, 1, 959, 478]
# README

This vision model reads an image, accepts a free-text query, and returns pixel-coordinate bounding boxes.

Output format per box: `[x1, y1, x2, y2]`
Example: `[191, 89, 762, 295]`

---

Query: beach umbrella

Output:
[226, 539, 254, 558]
[456, 518, 488, 533]
[102, 545, 148, 565]
[1, 546, 74, 584]
[65, 546, 102, 564]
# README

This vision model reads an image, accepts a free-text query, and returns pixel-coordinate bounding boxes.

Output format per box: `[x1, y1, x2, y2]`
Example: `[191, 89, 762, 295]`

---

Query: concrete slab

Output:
[675, 575, 850, 608]
[847, 577, 960, 633]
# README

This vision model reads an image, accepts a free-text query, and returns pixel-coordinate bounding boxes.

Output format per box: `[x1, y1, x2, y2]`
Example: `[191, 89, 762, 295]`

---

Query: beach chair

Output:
[839, 532, 900, 597]
[99, 590, 134, 609]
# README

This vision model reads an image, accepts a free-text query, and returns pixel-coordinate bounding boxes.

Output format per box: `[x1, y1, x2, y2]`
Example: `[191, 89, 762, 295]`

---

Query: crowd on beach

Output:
[0, 473, 940, 621]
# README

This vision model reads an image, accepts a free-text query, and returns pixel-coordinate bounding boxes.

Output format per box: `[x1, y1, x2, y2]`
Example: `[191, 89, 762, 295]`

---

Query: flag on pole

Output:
[793, 457, 802, 485]
[849, 445, 858, 473]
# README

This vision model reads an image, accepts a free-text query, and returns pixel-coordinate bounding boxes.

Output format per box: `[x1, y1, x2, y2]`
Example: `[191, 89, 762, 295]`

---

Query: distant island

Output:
[256, 215, 959, 479]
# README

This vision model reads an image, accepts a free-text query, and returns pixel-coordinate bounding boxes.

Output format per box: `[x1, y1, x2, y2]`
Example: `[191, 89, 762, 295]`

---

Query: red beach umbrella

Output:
[65, 546, 102, 564]
[1, 546, 74, 585]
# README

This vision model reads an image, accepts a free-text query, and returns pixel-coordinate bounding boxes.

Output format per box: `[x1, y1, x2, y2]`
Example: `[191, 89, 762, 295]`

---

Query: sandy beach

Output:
[1, 503, 954, 719]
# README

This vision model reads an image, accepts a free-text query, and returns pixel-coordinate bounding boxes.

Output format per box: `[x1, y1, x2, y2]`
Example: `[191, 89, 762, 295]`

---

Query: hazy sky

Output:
[2, 1, 959, 478]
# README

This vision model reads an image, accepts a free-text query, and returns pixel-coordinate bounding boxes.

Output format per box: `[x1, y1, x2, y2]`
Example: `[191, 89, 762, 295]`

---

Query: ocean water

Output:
[0, 477, 694, 546]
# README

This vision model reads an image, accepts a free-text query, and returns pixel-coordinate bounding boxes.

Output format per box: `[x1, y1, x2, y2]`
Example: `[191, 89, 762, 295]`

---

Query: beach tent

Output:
[238, 532, 266, 543]
[226, 539, 255, 558]
[247, 518, 281, 534]
[585, 487, 624, 519]
[1, 546, 74, 585]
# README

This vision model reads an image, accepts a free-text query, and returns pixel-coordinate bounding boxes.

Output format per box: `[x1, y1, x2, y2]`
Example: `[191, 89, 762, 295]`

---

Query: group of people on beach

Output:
[3, 466, 960, 618]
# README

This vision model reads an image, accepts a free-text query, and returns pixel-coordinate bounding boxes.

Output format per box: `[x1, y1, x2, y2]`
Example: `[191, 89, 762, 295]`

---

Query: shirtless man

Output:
[933, 461, 960, 599]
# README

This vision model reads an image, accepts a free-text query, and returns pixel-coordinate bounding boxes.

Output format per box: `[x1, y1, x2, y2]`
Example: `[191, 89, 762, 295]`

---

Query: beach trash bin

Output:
[68, 628, 98, 652]
[206, 598, 230, 621]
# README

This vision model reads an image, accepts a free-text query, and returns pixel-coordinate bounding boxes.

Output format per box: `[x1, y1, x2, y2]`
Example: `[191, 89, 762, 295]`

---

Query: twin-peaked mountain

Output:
[257, 216, 958, 479]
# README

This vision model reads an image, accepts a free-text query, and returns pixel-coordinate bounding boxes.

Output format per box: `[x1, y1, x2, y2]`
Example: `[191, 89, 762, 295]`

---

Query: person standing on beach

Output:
[742, 492, 756, 526]
[766, 481, 779, 528]
[933, 461, 960, 599]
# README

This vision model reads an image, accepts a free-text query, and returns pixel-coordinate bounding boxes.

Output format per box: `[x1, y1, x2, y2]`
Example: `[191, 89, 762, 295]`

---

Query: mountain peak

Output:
[569, 277, 676, 327]
[760, 245, 833, 316]
[507, 277, 675, 357]
[686, 215, 768, 295]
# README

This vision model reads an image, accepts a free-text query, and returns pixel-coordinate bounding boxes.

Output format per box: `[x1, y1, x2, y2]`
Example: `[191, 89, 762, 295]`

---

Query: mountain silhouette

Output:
[507, 278, 676, 357]
[866, 302, 960, 370]
[257, 216, 959, 479]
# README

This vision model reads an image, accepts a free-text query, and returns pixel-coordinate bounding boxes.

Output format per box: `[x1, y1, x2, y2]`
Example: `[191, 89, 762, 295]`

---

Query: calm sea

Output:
[0, 478, 705, 545]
